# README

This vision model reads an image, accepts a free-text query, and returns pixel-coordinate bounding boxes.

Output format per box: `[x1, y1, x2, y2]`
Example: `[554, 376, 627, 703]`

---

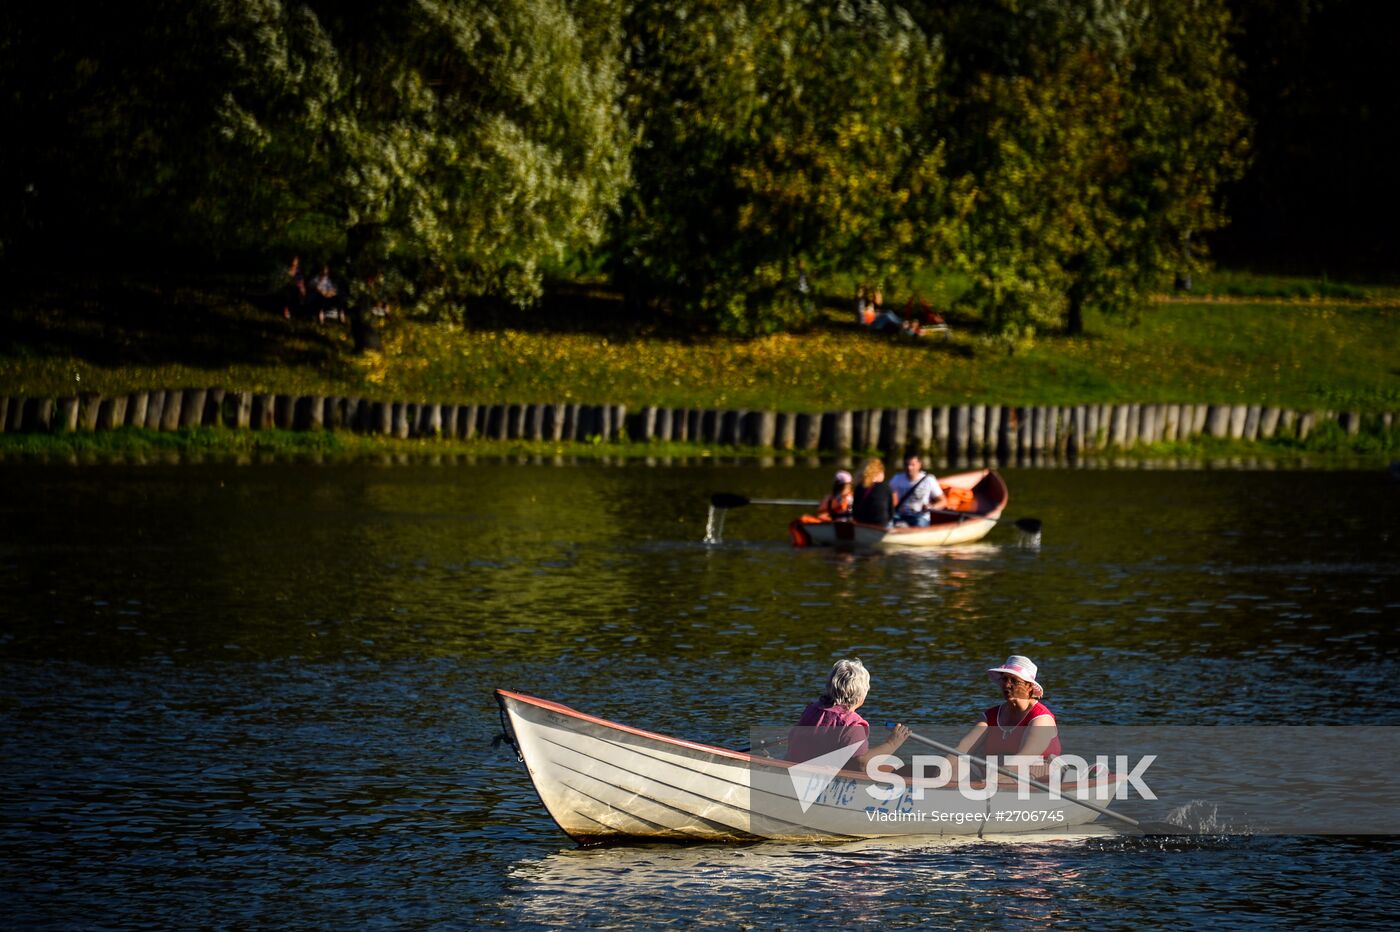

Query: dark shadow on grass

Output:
[3, 277, 353, 372]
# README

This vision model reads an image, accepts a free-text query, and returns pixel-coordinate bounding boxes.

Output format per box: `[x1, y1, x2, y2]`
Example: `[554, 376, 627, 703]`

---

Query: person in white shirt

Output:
[887, 453, 945, 527]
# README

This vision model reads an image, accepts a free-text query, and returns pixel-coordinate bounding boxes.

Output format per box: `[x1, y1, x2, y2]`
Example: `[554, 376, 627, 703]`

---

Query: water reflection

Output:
[2, 460, 1398, 926]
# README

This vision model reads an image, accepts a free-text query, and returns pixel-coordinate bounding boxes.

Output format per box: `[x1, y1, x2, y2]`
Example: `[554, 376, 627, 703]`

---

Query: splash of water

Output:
[703, 505, 726, 544]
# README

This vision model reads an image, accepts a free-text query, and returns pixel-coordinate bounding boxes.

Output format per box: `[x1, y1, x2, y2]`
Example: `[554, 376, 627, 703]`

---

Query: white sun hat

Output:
[987, 655, 1044, 698]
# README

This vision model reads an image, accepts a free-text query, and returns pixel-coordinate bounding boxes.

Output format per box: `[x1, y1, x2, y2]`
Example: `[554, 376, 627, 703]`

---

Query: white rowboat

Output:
[497, 689, 1119, 844]
[789, 469, 1011, 548]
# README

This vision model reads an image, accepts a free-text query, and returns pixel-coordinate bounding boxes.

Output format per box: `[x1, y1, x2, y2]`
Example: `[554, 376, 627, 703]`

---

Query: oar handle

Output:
[888, 723, 1142, 830]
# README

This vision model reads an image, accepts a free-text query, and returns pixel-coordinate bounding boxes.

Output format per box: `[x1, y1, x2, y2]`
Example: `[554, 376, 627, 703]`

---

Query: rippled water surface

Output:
[2, 461, 1397, 927]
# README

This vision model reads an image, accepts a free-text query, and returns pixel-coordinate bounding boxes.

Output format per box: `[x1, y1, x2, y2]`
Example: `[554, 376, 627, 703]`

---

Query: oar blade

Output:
[710, 492, 751, 509]
[1014, 517, 1043, 535]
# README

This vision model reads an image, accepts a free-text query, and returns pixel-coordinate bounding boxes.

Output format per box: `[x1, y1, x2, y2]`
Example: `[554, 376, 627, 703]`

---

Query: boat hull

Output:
[498, 689, 1116, 844]
[790, 469, 1010, 549]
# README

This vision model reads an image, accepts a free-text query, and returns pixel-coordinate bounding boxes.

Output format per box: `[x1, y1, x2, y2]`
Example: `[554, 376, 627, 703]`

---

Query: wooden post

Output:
[1340, 411, 1361, 435]
[1258, 406, 1281, 439]
[719, 409, 740, 445]
[967, 405, 985, 457]
[1138, 404, 1156, 445]
[272, 394, 293, 429]
[755, 410, 777, 448]
[0, 397, 8, 433]
[77, 393, 101, 431]
[142, 390, 164, 429]
[776, 411, 796, 450]
[97, 396, 124, 430]
[176, 389, 203, 428]
[1160, 404, 1179, 443]
[203, 388, 226, 427]
[797, 413, 820, 451]
[984, 405, 1002, 458]
[998, 406, 1017, 459]
[368, 401, 388, 435]
[390, 402, 408, 438]
[1228, 404, 1247, 439]
[229, 392, 251, 429]
[420, 402, 441, 437]
[125, 389, 149, 425]
[910, 407, 933, 455]
[1205, 404, 1229, 438]
[27, 398, 55, 432]
[1242, 405, 1261, 441]
[611, 404, 627, 441]
[1079, 405, 1096, 451]
[1107, 404, 1126, 447]
[292, 396, 316, 431]
[156, 390, 182, 431]
[1295, 410, 1315, 440]
[833, 410, 854, 452]
[57, 396, 80, 432]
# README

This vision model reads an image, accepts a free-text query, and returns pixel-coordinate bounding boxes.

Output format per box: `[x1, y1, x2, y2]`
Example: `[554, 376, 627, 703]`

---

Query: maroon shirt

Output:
[787, 700, 870, 763]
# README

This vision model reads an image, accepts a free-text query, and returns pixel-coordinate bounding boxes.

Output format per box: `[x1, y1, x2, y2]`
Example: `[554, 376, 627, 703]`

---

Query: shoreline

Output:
[1, 427, 1394, 472]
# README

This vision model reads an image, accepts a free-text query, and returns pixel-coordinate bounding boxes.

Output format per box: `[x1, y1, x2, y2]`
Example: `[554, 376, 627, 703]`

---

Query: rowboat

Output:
[496, 688, 1119, 845]
[789, 468, 1010, 548]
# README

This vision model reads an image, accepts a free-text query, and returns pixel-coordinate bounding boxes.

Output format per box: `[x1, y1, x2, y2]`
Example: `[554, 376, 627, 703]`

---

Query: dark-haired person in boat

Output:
[851, 459, 895, 526]
[788, 658, 910, 771]
[950, 655, 1062, 783]
[818, 469, 855, 520]
[888, 452, 945, 527]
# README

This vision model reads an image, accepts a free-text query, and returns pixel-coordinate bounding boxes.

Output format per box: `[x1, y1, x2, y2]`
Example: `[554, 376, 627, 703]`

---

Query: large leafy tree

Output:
[916, 0, 1249, 336]
[1, 0, 631, 314]
[614, 0, 950, 334]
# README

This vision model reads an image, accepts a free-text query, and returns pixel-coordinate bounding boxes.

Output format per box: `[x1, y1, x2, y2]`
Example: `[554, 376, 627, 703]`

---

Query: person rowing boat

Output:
[949, 655, 1062, 783]
[888, 452, 945, 528]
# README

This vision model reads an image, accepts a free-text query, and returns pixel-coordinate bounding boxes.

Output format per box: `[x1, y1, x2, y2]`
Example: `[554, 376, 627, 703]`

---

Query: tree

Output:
[613, 0, 951, 334]
[914, 0, 1249, 336]
[0, 0, 632, 316]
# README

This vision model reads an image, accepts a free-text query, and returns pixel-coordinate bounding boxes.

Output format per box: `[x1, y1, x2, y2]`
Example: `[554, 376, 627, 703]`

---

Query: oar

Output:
[891, 724, 1186, 835]
[711, 493, 819, 509]
[931, 508, 1043, 536]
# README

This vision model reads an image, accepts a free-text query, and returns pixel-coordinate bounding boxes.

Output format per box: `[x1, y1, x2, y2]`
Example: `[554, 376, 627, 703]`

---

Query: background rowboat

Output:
[790, 468, 1009, 548]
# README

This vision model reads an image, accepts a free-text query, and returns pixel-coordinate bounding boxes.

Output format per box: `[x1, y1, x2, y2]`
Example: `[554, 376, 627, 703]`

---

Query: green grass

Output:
[3, 275, 1398, 413]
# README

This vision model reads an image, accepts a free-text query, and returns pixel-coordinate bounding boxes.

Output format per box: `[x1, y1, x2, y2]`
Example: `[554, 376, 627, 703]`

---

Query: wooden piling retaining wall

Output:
[0, 388, 1392, 459]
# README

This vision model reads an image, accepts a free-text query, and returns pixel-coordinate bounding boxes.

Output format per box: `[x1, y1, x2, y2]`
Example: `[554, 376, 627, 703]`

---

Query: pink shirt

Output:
[982, 701, 1062, 759]
[787, 700, 870, 763]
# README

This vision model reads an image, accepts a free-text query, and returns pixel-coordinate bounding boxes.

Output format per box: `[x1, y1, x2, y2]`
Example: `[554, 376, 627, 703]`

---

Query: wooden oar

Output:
[892, 725, 1186, 835]
[711, 493, 819, 509]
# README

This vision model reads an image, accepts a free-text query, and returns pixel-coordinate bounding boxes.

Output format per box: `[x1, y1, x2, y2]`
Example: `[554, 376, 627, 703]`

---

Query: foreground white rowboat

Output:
[497, 689, 1119, 844]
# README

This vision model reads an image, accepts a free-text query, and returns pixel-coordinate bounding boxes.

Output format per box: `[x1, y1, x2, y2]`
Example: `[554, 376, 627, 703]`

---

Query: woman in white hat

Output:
[950, 655, 1061, 781]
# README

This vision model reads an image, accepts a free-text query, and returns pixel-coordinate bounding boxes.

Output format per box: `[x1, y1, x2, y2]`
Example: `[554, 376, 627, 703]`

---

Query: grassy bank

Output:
[3, 273, 1399, 413]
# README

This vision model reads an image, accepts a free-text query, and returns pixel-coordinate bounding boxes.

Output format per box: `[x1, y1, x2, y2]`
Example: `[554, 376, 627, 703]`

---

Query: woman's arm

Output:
[853, 723, 910, 772]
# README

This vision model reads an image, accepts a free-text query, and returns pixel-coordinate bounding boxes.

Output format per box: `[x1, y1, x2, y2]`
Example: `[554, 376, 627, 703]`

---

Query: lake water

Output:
[2, 459, 1398, 927]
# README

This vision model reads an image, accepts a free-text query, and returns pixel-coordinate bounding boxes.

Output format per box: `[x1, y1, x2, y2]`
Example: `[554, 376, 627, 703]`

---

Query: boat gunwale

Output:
[497, 689, 1119, 794]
